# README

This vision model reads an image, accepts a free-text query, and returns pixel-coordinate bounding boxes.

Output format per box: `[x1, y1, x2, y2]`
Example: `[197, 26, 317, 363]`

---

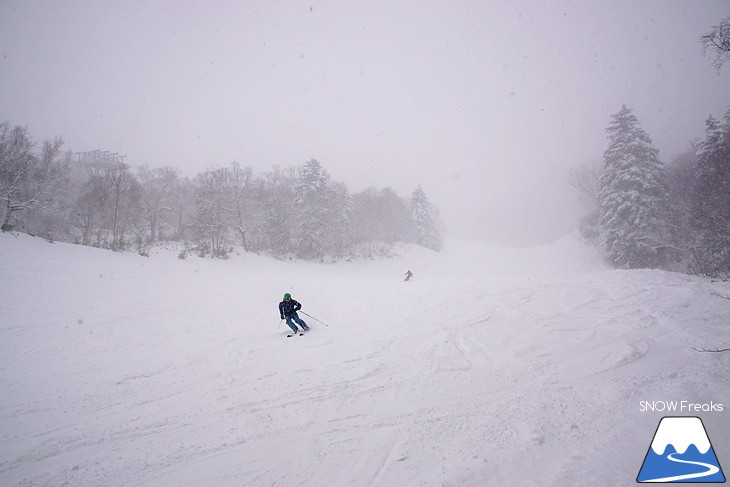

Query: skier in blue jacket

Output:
[279, 293, 310, 334]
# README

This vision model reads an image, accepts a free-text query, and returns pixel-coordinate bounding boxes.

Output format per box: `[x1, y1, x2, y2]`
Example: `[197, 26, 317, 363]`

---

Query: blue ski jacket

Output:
[279, 299, 302, 317]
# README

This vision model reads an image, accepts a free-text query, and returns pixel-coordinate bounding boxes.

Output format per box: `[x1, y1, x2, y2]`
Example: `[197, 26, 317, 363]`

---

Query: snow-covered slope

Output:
[1, 232, 728, 486]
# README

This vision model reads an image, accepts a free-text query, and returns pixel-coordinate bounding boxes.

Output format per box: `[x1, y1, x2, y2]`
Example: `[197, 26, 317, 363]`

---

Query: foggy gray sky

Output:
[2, 1, 729, 245]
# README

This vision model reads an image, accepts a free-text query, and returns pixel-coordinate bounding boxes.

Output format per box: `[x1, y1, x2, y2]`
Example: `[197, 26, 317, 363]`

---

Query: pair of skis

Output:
[280, 311, 329, 337]
[287, 329, 308, 337]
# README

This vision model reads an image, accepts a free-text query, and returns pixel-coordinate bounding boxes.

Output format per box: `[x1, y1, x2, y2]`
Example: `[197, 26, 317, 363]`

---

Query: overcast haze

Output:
[2, 0, 729, 245]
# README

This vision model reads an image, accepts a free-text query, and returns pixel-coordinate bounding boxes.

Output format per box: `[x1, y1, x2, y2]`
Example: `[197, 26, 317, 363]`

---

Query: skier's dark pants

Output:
[285, 312, 308, 332]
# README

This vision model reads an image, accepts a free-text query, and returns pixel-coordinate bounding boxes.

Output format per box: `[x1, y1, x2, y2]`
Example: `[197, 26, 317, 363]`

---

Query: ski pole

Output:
[277, 319, 283, 329]
[300, 311, 329, 327]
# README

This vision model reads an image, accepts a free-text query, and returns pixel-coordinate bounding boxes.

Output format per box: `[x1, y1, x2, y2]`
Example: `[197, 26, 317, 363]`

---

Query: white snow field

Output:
[1, 231, 728, 487]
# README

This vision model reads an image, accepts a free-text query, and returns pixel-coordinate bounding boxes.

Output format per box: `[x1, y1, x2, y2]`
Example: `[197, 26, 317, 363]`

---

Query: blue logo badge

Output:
[637, 416, 725, 483]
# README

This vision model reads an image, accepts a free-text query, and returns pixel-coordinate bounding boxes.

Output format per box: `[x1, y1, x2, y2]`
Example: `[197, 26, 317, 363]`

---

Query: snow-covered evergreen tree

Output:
[691, 109, 730, 275]
[409, 185, 442, 251]
[597, 105, 669, 268]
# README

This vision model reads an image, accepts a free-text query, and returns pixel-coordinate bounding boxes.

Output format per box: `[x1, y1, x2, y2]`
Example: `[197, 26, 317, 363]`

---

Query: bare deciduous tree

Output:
[71, 163, 141, 249]
[222, 163, 254, 250]
[138, 166, 180, 242]
[700, 15, 730, 73]
[568, 159, 602, 205]
[105, 165, 142, 250]
[569, 159, 604, 240]
[1, 123, 70, 232]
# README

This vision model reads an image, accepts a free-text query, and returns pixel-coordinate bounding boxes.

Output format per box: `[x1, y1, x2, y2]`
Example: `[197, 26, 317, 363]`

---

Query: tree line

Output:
[573, 104, 730, 277]
[0, 124, 443, 259]
[569, 17, 730, 277]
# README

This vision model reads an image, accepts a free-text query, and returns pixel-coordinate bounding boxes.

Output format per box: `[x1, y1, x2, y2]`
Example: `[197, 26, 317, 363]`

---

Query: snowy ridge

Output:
[1, 232, 728, 486]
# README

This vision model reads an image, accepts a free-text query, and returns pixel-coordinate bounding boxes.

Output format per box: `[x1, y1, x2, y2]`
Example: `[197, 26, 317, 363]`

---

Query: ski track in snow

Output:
[0, 232, 729, 486]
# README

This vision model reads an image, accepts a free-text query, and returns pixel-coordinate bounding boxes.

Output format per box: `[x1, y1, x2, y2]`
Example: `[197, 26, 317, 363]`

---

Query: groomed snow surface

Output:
[1, 232, 728, 486]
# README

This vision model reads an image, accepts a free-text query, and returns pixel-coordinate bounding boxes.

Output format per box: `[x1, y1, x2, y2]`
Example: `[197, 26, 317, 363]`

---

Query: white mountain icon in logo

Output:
[637, 416, 725, 483]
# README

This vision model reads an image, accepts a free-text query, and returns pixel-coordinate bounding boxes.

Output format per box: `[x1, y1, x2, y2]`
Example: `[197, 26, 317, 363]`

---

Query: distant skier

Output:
[279, 293, 310, 335]
[404, 270, 413, 282]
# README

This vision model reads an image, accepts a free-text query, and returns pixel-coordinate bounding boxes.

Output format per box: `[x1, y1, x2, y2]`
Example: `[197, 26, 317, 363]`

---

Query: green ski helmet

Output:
[283, 293, 291, 299]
